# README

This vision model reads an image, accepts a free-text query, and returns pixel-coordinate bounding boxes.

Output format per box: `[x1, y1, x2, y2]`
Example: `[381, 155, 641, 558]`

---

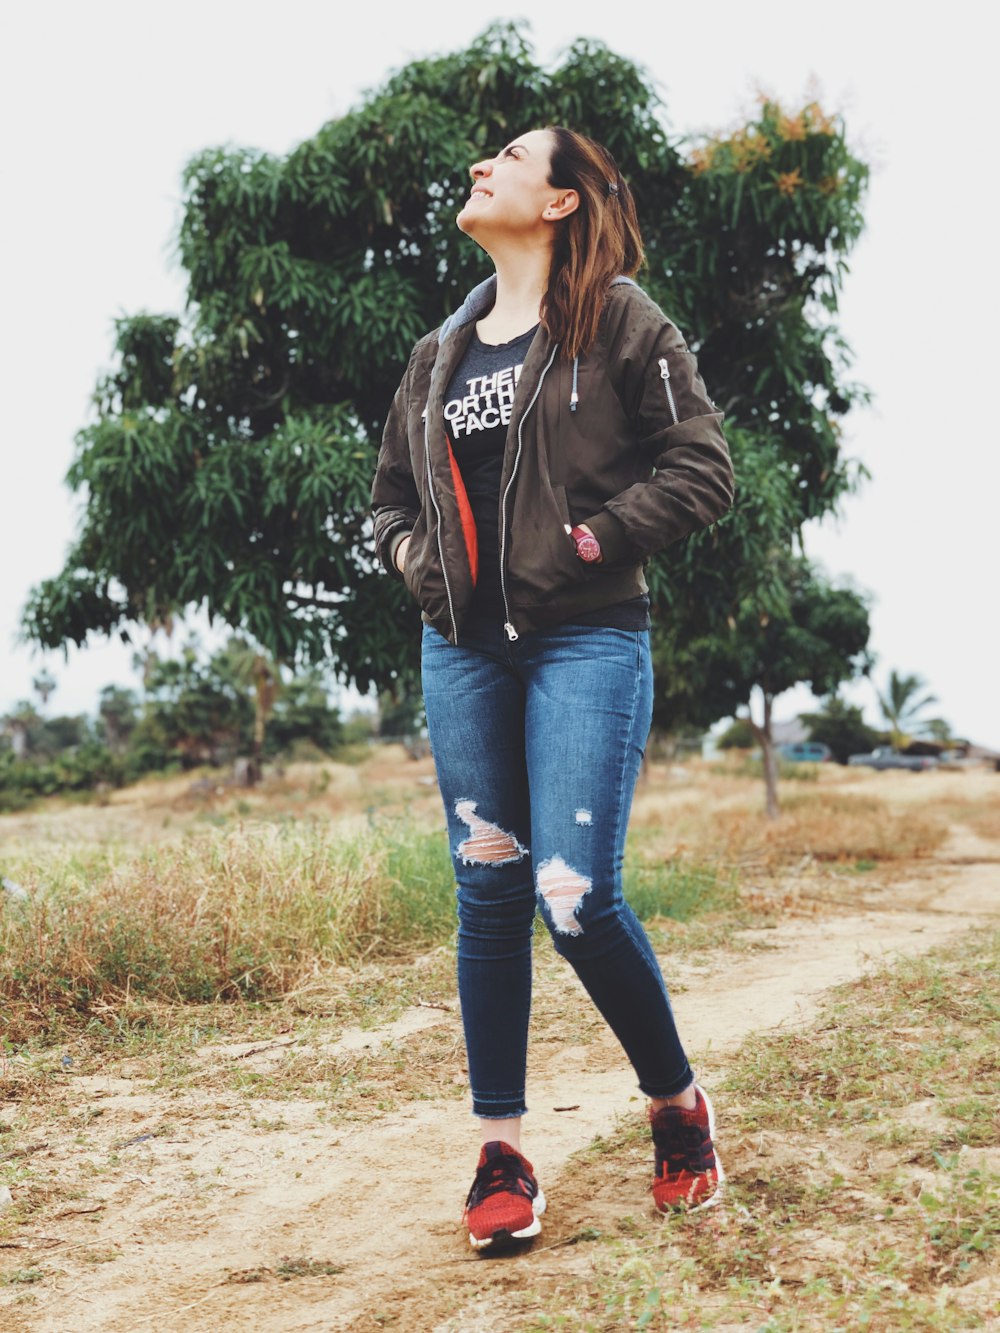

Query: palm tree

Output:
[923, 717, 953, 745]
[224, 639, 281, 780]
[875, 670, 937, 749]
[32, 670, 56, 710]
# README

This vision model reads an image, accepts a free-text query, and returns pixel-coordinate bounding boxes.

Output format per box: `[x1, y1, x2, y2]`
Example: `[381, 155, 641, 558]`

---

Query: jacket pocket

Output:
[506, 483, 595, 603]
[400, 512, 428, 600]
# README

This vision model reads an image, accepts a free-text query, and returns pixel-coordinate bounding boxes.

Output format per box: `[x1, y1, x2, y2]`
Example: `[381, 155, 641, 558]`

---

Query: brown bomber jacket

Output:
[371, 276, 734, 644]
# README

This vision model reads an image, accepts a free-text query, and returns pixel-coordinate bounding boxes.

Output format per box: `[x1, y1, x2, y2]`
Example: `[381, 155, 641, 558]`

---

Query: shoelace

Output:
[466, 1156, 533, 1209]
[654, 1120, 713, 1174]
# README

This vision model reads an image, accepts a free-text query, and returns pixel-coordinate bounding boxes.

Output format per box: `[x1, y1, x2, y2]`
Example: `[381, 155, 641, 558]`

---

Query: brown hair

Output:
[541, 127, 645, 360]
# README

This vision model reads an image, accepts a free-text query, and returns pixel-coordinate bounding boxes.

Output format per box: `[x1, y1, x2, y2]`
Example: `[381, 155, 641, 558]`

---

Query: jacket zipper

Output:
[423, 406, 458, 644]
[499, 344, 560, 641]
[658, 357, 679, 425]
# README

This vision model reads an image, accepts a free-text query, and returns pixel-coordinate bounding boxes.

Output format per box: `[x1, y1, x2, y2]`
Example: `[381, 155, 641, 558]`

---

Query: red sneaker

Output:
[650, 1084, 724, 1213]
[463, 1141, 546, 1249]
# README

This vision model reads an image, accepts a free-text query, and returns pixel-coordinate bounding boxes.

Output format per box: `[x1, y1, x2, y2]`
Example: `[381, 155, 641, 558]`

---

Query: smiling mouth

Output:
[468, 189, 492, 199]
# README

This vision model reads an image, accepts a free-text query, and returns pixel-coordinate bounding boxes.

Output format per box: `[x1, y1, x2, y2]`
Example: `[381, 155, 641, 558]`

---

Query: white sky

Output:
[2, 1, 996, 746]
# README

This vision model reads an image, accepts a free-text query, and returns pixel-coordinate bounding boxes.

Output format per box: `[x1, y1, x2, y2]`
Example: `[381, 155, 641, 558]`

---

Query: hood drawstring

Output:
[570, 356, 579, 413]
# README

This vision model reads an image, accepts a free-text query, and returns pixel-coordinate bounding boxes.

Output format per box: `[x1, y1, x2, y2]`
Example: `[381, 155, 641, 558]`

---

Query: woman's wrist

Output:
[394, 534, 412, 573]
[567, 523, 602, 564]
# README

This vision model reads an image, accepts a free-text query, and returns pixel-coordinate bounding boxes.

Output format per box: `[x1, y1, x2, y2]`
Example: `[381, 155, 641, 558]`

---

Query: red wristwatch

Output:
[568, 524, 602, 563]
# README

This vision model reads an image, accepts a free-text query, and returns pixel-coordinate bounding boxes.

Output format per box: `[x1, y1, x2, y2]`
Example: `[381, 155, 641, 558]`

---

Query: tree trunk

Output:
[745, 688, 780, 819]
[250, 656, 278, 776]
[759, 692, 780, 820]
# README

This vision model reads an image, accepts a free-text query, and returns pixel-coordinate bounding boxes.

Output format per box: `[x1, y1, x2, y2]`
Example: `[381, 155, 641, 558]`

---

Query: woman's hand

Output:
[565, 522, 602, 564]
[395, 535, 411, 573]
[577, 524, 602, 563]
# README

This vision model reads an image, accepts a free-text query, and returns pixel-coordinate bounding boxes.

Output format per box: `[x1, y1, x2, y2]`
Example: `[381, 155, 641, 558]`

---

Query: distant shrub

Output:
[716, 718, 756, 750]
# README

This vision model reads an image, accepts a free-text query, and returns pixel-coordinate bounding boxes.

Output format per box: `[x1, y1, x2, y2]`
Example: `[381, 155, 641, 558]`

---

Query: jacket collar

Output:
[438, 276, 497, 345]
[438, 273, 637, 346]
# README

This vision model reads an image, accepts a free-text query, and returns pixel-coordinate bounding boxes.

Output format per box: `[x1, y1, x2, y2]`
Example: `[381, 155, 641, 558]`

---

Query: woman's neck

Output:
[476, 245, 551, 345]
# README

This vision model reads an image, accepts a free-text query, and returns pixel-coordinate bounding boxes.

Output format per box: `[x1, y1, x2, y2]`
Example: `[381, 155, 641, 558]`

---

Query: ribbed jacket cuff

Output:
[581, 509, 634, 565]
[385, 527, 413, 580]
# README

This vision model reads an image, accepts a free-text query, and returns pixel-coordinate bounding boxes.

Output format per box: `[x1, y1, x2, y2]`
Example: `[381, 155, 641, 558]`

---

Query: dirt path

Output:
[3, 835, 998, 1333]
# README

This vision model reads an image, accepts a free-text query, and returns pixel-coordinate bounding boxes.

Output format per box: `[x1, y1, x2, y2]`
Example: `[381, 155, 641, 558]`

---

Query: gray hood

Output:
[438, 277, 497, 344]
[438, 274, 637, 346]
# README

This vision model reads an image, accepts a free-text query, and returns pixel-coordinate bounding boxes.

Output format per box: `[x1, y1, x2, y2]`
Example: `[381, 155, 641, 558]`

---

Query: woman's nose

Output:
[470, 159, 492, 181]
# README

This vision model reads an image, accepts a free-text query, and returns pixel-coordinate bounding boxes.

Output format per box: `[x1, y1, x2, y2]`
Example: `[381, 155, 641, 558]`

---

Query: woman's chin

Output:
[456, 207, 481, 236]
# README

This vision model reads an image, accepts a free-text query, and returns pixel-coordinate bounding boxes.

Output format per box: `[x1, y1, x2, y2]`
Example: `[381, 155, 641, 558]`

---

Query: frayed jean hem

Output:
[638, 1066, 695, 1100]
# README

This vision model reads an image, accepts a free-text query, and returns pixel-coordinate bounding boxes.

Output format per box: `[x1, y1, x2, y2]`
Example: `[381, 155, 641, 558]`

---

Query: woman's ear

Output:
[543, 189, 579, 222]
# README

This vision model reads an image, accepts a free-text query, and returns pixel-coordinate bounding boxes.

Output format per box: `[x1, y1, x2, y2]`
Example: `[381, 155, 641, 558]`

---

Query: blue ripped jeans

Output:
[421, 618, 694, 1119]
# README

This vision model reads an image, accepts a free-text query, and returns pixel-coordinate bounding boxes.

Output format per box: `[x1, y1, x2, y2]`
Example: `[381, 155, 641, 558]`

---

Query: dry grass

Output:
[0, 759, 971, 1050]
[716, 790, 948, 864]
[935, 796, 1000, 842]
[636, 780, 948, 871]
[0, 820, 456, 1035]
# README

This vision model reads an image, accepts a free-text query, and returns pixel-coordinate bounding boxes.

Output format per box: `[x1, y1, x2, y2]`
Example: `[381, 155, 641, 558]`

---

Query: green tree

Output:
[377, 689, 424, 741]
[0, 703, 91, 762]
[1, 702, 40, 760]
[97, 685, 139, 755]
[21, 23, 868, 724]
[656, 558, 872, 816]
[123, 638, 343, 774]
[0, 702, 119, 807]
[129, 640, 253, 769]
[265, 669, 343, 757]
[216, 639, 281, 778]
[875, 670, 939, 750]
[798, 694, 882, 764]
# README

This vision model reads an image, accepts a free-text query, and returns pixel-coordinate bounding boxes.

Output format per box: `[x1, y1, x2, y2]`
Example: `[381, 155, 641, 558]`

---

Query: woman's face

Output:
[457, 129, 574, 242]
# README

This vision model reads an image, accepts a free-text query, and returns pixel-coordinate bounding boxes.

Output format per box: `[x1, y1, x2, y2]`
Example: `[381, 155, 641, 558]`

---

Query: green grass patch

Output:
[378, 818, 456, 942]
[225, 1255, 345, 1284]
[506, 929, 1000, 1331]
[725, 932, 1000, 1135]
[623, 851, 739, 923]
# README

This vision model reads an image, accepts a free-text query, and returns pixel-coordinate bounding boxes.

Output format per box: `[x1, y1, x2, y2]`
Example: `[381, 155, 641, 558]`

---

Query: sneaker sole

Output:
[685, 1085, 725, 1213]
[469, 1187, 547, 1249]
[653, 1085, 727, 1215]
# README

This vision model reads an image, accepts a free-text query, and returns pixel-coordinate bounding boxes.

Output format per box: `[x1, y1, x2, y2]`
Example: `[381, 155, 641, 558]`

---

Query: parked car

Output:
[778, 742, 834, 763]
[847, 747, 938, 771]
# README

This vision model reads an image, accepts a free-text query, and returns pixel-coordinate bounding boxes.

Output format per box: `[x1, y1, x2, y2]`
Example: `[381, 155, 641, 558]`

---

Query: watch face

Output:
[575, 533, 602, 563]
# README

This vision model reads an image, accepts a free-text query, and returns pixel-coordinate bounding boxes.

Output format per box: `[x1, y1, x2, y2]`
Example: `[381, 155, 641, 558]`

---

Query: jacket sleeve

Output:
[582, 303, 734, 564]
[371, 349, 421, 579]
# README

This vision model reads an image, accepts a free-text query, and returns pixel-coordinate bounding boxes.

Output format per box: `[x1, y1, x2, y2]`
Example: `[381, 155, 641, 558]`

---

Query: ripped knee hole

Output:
[536, 856, 592, 936]
[454, 799, 527, 865]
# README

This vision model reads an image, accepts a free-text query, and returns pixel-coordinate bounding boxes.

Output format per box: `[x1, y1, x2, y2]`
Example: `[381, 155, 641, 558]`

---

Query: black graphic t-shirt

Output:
[443, 324, 650, 630]
[443, 325, 534, 618]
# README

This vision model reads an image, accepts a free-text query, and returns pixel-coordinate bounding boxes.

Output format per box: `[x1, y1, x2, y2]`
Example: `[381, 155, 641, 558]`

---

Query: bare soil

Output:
[1, 768, 998, 1331]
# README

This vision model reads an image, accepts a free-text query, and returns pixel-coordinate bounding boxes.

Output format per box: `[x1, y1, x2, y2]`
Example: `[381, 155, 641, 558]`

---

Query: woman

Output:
[371, 127, 734, 1249]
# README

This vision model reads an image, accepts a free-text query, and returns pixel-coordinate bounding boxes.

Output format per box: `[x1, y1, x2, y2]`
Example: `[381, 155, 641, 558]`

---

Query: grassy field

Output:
[1, 752, 997, 1330]
[510, 931, 1000, 1331]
